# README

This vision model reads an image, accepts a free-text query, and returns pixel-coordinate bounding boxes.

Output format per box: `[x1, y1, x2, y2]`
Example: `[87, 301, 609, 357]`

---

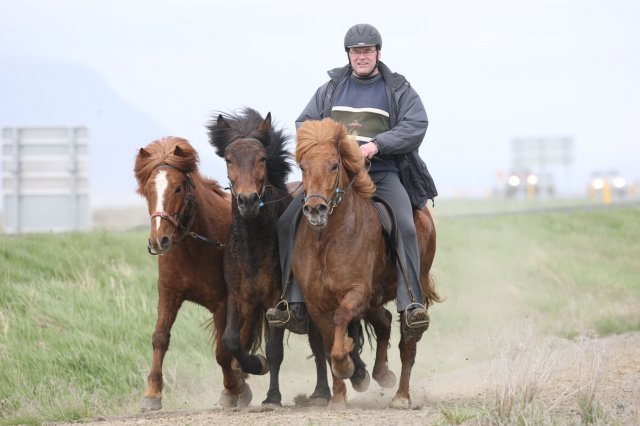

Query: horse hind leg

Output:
[389, 330, 418, 409]
[366, 306, 397, 389]
[347, 320, 370, 393]
[308, 319, 331, 405]
[262, 325, 285, 406]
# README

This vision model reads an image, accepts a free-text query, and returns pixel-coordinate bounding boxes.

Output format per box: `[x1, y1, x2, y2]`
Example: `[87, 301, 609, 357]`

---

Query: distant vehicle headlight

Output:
[527, 174, 539, 186]
[507, 175, 521, 187]
[592, 178, 605, 190]
[613, 177, 626, 189]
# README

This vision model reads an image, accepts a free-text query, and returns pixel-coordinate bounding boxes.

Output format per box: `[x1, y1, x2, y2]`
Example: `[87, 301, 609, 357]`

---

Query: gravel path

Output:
[52, 332, 640, 425]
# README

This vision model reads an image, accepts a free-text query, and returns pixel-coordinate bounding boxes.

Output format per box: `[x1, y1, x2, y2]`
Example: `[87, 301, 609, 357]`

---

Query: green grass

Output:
[1, 205, 639, 424]
[0, 231, 218, 425]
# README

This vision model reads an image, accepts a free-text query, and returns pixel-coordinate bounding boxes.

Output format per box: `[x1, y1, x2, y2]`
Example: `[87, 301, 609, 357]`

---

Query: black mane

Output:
[207, 107, 293, 190]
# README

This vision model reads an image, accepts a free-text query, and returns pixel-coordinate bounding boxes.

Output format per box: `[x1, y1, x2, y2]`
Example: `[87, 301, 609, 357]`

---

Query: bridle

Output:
[302, 154, 364, 215]
[227, 175, 270, 208]
[148, 164, 224, 254]
[225, 137, 300, 209]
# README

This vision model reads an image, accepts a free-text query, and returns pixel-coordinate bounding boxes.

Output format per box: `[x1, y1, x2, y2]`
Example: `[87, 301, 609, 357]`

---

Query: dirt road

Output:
[55, 331, 640, 425]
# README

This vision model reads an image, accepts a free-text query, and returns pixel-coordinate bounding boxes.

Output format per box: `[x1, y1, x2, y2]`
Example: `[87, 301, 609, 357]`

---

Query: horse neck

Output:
[187, 183, 227, 238]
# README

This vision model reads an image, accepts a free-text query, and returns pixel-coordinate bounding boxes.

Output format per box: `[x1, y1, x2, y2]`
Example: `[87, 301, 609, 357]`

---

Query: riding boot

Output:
[401, 305, 430, 343]
[266, 302, 309, 334]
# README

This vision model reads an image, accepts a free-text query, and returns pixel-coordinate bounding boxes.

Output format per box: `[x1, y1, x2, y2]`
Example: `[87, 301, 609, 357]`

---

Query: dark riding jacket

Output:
[295, 61, 438, 208]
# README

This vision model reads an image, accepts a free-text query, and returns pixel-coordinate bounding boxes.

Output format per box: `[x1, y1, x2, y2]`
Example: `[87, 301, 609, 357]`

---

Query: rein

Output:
[148, 164, 224, 255]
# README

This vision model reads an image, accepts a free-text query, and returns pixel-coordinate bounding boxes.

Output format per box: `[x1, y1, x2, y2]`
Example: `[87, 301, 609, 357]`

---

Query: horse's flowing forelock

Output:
[296, 119, 376, 199]
[134, 137, 199, 195]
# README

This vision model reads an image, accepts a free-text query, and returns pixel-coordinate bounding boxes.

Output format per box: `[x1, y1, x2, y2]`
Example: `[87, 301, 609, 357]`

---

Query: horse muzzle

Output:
[303, 203, 329, 229]
[148, 236, 173, 255]
[236, 192, 261, 219]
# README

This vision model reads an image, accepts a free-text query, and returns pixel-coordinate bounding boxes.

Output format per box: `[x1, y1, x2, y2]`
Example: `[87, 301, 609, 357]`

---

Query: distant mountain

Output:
[0, 58, 167, 208]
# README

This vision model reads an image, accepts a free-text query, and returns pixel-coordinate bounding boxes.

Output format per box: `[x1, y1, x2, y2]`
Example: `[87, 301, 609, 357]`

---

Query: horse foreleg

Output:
[308, 319, 331, 405]
[365, 307, 396, 389]
[330, 292, 364, 380]
[222, 298, 268, 378]
[142, 288, 183, 411]
[262, 325, 284, 406]
[213, 304, 246, 408]
[390, 332, 418, 409]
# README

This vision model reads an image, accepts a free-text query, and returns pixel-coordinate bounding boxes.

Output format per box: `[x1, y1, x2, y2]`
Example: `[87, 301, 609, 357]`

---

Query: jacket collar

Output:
[327, 61, 406, 91]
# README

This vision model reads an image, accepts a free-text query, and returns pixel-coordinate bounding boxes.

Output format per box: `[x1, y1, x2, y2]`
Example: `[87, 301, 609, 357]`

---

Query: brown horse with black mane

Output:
[207, 108, 331, 406]
[292, 118, 441, 409]
[134, 137, 249, 409]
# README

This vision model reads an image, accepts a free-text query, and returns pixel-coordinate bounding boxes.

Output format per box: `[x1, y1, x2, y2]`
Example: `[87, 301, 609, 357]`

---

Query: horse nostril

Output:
[249, 192, 259, 205]
[160, 236, 170, 249]
[237, 194, 248, 208]
[303, 205, 311, 216]
[317, 204, 328, 215]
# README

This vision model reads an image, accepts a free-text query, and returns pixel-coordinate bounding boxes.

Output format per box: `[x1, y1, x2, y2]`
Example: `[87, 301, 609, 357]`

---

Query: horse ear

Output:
[138, 147, 151, 158]
[216, 114, 230, 129]
[174, 145, 186, 157]
[258, 112, 272, 132]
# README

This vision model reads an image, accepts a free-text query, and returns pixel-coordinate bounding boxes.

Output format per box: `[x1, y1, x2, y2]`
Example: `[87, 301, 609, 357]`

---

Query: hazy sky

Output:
[2, 0, 639, 206]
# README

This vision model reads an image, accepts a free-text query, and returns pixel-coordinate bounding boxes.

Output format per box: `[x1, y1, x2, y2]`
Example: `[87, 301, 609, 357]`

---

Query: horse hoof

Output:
[328, 399, 348, 411]
[374, 370, 397, 389]
[351, 369, 370, 392]
[261, 401, 282, 409]
[256, 354, 270, 375]
[309, 396, 330, 407]
[141, 396, 162, 411]
[237, 383, 253, 408]
[389, 396, 411, 409]
[331, 358, 355, 379]
[218, 389, 238, 408]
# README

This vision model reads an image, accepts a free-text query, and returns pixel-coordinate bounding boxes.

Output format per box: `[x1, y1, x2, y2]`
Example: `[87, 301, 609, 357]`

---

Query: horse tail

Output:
[203, 315, 217, 349]
[250, 314, 267, 355]
[348, 320, 375, 355]
[425, 274, 444, 306]
[363, 320, 376, 351]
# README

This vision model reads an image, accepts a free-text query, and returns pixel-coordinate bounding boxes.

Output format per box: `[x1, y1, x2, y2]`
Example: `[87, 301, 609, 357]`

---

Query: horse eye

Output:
[331, 163, 339, 172]
[260, 157, 267, 163]
[175, 186, 182, 194]
[225, 158, 231, 164]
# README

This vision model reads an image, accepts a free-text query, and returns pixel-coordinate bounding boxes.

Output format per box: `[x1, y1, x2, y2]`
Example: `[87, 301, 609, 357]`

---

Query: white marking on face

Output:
[154, 169, 169, 232]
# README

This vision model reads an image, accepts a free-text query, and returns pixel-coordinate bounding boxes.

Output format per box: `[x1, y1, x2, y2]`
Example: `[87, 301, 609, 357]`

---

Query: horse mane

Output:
[134, 136, 225, 197]
[296, 118, 376, 198]
[206, 107, 293, 190]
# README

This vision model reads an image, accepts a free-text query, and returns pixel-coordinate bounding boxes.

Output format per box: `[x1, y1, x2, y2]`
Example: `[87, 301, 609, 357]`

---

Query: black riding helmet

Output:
[344, 23, 382, 50]
[344, 24, 382, 78]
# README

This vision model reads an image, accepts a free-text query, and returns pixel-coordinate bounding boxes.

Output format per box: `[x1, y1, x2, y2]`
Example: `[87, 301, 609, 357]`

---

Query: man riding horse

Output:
[267, 23, 437, 343]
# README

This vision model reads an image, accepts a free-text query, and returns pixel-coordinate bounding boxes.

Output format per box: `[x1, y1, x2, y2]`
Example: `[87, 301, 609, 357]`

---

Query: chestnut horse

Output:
[134, 137, 249, 410]
[292, 119, 441, 409]
[207, 108, 331, 406]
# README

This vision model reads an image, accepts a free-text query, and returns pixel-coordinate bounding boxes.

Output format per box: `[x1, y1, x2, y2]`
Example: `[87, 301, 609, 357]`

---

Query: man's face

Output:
[348, 46, 380, 77]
